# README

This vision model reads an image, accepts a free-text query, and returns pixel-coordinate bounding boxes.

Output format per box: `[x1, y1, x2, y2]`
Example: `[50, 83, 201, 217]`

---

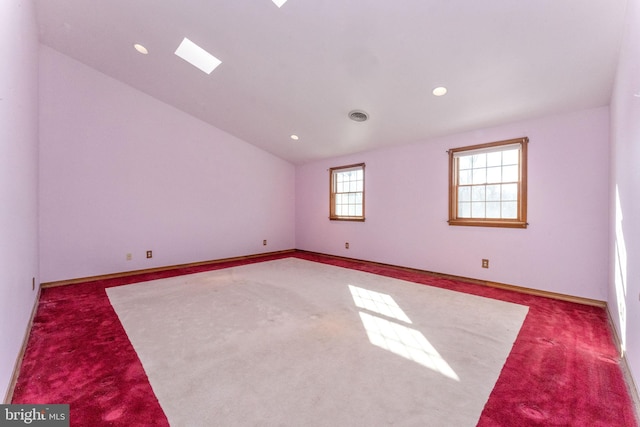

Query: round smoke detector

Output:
[348, 110, 369, 122]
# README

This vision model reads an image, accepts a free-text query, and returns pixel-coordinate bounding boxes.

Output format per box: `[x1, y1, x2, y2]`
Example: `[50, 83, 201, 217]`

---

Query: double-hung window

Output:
[448, 137, 528, 228]
[330, 163, 365, 221]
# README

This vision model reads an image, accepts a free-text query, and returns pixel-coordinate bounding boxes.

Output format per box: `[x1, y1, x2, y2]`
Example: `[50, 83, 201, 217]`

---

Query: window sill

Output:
[330, 217, 366, 222]
[448, 219, 527, 229]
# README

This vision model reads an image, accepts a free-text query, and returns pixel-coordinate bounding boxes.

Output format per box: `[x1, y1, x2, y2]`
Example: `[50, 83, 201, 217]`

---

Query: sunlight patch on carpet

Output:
[348, 284, 458, 380]
[107, 258, 528, 426]
[358, 311, 460, 381]
[349, 284, 412, 323]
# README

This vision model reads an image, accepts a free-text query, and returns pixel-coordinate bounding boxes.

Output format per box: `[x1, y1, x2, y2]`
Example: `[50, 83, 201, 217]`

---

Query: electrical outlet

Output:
[126, 253, 132, 261]
[146, 250, 153, 259]
[263, 239, 267, 246]
[482, 259, 489, 268]
[345, 242, 349, 249]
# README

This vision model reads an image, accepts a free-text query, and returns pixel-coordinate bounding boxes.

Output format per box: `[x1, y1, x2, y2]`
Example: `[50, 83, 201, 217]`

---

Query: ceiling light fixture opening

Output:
[432, 86, 448, 96]
[134, 43, 148, 55]
[290, 134, 299, 141]
[349, 110, 369, 122]
[174, 37, 222, 74]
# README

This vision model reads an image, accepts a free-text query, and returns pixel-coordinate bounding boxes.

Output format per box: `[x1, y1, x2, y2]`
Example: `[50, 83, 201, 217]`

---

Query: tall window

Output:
[448, 137, 528, 228]
[330, 163, 365, 221]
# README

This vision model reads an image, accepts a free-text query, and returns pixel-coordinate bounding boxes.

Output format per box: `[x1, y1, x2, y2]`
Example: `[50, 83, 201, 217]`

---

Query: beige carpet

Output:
[106, 258, 528, 426]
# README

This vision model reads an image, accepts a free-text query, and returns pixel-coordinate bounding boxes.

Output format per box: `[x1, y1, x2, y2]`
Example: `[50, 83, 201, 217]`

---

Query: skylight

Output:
[174, 37, 222, 74]
[272, 0, 287, 7]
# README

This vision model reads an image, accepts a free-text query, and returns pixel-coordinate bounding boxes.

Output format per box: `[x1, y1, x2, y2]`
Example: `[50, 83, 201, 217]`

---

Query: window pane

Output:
[356, 180, 363, 192]
[458, 202, 471, 218]
[487, 151, 502, 167]
[349, 193, 356, 204]
[459, 170, 472, 185]
[471, 202, 485, 218]
[502, 201, 517, 218]
[356, 193, 362, 204]
[472, 154, 486, 168]
[337, 182, 344, 193]
[472, 186, 485, 201]
[486, 202, 501, 218]
[487, 166, 501, 183]
[472, 168, 487, 185]
[355, 206, 362, 216]
[502, 149, 519, 165]
[458, 156, 472, 170]
[503, 165, 518, 182]
[486, 184, 501, 201]
[348, 205, 356, 216]
[502, 183, 518, 201]
[458, 186, 471, 202]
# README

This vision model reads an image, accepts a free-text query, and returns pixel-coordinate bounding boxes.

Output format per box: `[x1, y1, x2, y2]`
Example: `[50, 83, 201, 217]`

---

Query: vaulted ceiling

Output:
[35, 0, 628, 164]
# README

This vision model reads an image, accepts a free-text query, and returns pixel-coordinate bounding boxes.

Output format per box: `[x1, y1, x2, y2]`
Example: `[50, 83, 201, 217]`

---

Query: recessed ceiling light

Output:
[174, 37, 222, 74]
[290, 134, 299, 141]
[432, 86, 448, 96]
[272, 0, 288, 7]
[134, 44, 148, 55]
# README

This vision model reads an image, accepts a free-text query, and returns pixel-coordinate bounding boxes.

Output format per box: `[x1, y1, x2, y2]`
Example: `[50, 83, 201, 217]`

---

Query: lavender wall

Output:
[39, 46, 295, 283]
[296, 107, 610, 301]
[0, 0, 40, 400]
[609, 0, 640, 397]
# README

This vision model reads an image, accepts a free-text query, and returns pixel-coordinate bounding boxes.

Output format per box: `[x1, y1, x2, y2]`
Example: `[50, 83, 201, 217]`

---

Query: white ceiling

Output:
[35, 0, 628, 164]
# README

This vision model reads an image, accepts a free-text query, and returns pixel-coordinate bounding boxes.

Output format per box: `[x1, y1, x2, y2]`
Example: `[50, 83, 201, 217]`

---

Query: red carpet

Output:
[12, 251, 638, 426]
